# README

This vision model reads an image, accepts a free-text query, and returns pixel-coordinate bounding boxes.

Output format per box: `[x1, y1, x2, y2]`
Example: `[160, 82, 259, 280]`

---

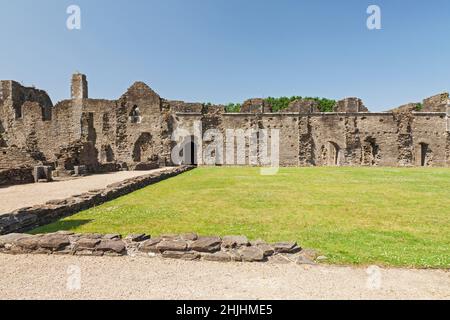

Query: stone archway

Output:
[101, 145, 115, 163]
[328, 141, 341, 166]
[132, 133, 152, 163]
[419, 142, 432, 167]
[182, 135, 197, 165]
[362, 137, 380, 166]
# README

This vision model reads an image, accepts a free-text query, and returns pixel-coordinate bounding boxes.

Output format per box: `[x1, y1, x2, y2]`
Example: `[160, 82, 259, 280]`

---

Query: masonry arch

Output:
[362, 136, 380, 166]
[182, 135, 197, 165]
[418, 142, 432, 167]
[328, 141, 341, 166]
[101, 144, 115, 163]
[132, 132, 152, 162]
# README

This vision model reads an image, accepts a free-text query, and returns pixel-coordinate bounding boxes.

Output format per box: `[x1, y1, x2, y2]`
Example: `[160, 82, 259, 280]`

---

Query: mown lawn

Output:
[32, 167, 450, 268]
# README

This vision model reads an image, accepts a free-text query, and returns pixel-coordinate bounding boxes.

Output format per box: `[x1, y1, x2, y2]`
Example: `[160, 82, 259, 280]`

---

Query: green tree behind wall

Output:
[224, 97, 336, 113]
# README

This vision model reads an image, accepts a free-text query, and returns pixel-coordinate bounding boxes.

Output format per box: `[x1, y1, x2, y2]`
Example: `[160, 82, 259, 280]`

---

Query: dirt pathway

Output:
[0, 168, 172, 213]
[0, 254, 448, 300]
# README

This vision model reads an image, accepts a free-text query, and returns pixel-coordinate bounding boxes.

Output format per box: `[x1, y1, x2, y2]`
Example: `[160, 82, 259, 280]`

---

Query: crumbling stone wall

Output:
[0, 73, 448, 185]
[175, 99, 448, 167]
[0, 231, 322, 265]
[0, 147, 38, 186]
[0, 146, 38, 170]
[333, 97, 369, 113]
[423, 93, 449, 112]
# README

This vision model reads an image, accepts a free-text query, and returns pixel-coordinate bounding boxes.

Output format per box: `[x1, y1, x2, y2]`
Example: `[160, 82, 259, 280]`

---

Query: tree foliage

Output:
[223, 96, 336, 113]
[265, 96, 336, 113]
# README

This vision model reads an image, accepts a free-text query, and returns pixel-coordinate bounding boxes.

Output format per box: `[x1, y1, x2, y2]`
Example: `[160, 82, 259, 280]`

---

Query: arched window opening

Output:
[129, 105, 141, 124]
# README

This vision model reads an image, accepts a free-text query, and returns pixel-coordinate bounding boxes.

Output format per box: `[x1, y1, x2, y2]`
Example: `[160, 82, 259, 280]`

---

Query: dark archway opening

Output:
[328, 141, 340, 166]
[183, 135, 197, 165]
[132, 132, 152, 163]
[420, 143, 429, 167]
[362, 137, 380, 166]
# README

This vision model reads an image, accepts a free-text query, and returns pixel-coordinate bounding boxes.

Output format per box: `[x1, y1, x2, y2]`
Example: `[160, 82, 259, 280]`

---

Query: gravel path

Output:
[0, 254, 448, 300]
[0, 168, 172, 213]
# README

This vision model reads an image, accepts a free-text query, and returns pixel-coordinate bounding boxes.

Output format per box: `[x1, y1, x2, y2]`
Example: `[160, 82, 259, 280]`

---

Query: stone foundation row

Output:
[0, 232, 325, 265]
[0, 166, 194, 235]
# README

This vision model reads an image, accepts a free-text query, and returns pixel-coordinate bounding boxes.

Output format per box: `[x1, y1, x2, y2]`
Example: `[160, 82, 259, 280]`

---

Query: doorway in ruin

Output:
[182, 135, 197, 165]
[132, 133, 152, 163]
[101, 145, 115, 163]
[419, 143, 432, 167]
[328, 142, 340, 166]
[362, 137, 380, 166]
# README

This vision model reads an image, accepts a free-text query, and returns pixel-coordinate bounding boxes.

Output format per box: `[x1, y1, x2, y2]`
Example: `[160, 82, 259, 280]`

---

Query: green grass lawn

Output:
[32, 167, 450, 268]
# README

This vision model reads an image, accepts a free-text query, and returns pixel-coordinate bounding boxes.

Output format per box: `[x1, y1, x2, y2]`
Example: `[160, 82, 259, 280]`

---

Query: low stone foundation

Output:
[0, 167, 34, 186]
[0, 166, 194, 235]
[0, 232, 323, 264]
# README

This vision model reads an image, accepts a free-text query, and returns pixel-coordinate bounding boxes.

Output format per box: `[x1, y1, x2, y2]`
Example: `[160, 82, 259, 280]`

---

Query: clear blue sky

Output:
[1, 0, 449, 111]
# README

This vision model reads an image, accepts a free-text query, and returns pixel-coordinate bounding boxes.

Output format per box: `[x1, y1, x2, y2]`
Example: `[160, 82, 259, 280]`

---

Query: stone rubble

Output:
[0, 232, 321, 264]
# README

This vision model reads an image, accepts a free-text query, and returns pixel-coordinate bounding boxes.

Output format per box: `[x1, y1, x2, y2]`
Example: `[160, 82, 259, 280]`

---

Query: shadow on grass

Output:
[28, 219, 94, 234]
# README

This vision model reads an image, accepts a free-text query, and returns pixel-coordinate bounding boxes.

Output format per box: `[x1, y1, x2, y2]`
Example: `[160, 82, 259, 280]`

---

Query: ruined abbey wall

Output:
[173, 110, 449, 168]
[0, 73, 449, 185]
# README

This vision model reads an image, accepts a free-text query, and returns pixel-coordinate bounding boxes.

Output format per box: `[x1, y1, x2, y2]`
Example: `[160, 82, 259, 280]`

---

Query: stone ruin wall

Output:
[0, 73, 449, 186]
[174, 111, 449, 168]
[173, 94, 450, 168]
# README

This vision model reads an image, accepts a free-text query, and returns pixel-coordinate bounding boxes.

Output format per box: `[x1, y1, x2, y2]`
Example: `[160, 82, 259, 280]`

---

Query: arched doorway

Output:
[132, 132, 152, 162]
[328, 141, 340, 166]
[362, 137, 380, 166]
[419, 142, 431, 167]
[182, 135, 197, 165]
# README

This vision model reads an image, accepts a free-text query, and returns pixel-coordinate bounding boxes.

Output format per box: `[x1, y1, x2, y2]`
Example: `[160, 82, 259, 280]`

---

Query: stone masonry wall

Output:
[0, 231, 323, 265]
[0, 73, 449, 185]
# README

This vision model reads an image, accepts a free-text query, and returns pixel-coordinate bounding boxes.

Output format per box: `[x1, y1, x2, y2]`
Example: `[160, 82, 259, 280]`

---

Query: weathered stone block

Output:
[138, 238, 162, 253]
[299, 248, 320, 261]
[239, 247, 265, 262]
[156, 240, 188, 252]
[38, 234, 70, 250]
[273, 242, 302, 254]
[190, 237, 222, 253]
[73, 165, 87, 176]
[74, 238, 101, 250]
[162, 251, 200, 261]
[15, 235, 42, 250]
[0, 233, 32, 248]
[202, 252, 232, 262]
[333, 98, 368, 113]
[222, 235, 250, 249]
[256, 243, 275, 257]
[96, 240, 126, 254]
[33, 166, 53, 183]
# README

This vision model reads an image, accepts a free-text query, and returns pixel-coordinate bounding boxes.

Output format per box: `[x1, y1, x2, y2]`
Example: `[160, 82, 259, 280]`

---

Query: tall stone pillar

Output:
[71, 73, 88, 100]
[69, 73, 88, 141]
